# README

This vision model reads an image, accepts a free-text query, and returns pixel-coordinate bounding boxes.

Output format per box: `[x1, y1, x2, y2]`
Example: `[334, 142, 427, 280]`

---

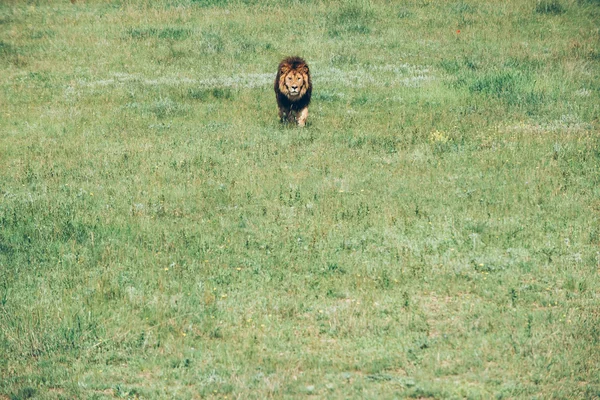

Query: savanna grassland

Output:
[1, 0, 599, 398]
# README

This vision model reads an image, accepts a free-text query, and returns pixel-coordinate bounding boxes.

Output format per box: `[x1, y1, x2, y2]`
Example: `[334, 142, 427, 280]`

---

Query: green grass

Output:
[1, 0, 599, 398]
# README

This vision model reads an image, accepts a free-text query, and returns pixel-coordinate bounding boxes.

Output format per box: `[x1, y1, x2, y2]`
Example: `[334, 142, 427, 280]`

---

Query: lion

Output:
[274, 56, 312, 127]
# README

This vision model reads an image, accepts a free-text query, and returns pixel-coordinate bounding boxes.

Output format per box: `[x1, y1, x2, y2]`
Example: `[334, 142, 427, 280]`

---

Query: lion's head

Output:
[275, 56, 312, 102]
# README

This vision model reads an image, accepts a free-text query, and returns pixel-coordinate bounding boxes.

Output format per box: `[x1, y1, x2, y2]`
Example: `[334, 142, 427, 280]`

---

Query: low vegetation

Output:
[1, 0, 598, 398]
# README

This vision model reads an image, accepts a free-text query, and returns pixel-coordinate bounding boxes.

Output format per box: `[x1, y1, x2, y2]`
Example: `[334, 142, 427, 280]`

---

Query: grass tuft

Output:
[329, 2, 375, 36]
[126, 27, 192, 41]
[535, 0, 566, 14]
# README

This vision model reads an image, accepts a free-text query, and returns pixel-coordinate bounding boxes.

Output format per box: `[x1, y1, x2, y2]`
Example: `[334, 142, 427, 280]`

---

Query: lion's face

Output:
[278, 66, 310, 100]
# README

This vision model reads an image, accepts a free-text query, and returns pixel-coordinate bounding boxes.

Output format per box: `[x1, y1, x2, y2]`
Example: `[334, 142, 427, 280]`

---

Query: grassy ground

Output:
[1, 0, 599, 398]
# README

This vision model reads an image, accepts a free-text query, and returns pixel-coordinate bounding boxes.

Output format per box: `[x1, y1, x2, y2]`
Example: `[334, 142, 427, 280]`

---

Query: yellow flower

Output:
[430, 130, 450, 143]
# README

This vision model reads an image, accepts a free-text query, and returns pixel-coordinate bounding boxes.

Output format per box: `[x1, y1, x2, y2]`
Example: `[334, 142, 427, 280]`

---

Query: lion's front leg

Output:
[278, 107, 286, 123]
[287, 110, 297, 124]
[296, 107, 308, 127]
[279, 107, 296, 124]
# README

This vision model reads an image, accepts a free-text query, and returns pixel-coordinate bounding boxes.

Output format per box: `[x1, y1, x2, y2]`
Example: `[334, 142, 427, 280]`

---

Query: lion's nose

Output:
[291, 85, 298, 90]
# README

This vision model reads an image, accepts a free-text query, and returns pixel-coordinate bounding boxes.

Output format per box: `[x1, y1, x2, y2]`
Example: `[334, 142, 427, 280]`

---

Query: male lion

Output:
[274, 56, 312, 127]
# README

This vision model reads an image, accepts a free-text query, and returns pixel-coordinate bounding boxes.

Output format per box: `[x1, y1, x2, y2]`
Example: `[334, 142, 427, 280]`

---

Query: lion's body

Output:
[274, 56, 312, 127]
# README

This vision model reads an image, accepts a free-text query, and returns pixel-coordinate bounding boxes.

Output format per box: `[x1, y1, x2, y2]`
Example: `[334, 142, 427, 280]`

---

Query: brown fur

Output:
[274, 56, 312, 127]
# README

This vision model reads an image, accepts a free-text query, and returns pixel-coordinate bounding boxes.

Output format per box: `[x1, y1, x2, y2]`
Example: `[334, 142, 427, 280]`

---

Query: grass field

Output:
[1, 0, 599, 398]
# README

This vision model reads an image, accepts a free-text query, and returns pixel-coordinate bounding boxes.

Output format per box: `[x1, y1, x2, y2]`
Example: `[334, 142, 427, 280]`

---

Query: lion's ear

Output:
[301, 65, 309, 74]
[280, 65, 290, 74]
